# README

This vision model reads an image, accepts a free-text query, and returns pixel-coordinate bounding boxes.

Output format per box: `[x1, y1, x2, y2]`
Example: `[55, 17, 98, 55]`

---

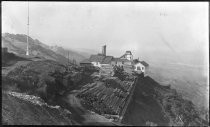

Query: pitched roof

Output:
[133, 59, 139, 64]
[125, 51, 132, 55]
[101, 56, 113, 64]
[140, 61, 149, 67]
[113, 58, 130, 62]
[120, 54, 125, 59]
[80, 59, 91, 64]
[89, 54, 106, 63]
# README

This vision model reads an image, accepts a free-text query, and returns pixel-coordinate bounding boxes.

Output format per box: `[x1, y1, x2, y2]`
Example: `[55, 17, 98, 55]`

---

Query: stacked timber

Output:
[100, 65, 114, 76]
[77, 76, 136, 116]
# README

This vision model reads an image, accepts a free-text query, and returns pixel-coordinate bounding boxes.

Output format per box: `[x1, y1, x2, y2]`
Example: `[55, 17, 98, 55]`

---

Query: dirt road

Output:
[63, 90, 116, 125]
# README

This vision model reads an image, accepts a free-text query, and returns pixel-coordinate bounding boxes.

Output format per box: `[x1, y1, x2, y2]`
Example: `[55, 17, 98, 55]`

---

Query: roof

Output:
[89, 54, 106, 63]
[120, 51, 132, 58]
[140, 61, 149, 67]
[133, 60, 149, 67]
[133, 59, 139, 64]
[112, 58, 130, 62]
[125, 51, 132, 55]
[101, 56, 113, 64]
[80, 59, 91, 64]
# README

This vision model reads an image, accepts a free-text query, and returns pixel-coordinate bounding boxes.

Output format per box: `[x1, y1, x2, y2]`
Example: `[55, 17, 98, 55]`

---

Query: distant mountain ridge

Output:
[2, 33, 86, 64]
[49, 45, 86, 64]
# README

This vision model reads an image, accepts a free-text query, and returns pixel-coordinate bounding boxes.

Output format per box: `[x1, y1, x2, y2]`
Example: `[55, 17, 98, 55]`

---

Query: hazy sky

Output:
[2, 2, 209, 65]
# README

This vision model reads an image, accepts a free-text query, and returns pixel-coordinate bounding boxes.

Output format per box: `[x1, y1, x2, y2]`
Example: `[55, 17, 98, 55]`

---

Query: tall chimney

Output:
[102, 45, 106, 56]
[104, 45, 106, 56]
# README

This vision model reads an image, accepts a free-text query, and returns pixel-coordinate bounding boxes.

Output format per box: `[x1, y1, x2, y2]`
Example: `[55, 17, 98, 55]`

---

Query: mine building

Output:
[80, 45, 149, 75]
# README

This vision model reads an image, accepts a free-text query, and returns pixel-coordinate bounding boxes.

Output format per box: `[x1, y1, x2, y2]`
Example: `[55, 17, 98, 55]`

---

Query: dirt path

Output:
[62, 90, 116, 125]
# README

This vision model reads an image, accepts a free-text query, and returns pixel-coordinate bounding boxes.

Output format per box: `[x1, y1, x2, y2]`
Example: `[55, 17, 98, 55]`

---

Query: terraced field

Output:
[77, 76, 136, 119]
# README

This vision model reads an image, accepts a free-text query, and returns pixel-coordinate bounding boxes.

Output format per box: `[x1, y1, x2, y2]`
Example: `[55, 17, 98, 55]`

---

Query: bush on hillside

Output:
[113, 65, 126, 81]
[5, 61, 77, 103]
[81, 66, 99, 74]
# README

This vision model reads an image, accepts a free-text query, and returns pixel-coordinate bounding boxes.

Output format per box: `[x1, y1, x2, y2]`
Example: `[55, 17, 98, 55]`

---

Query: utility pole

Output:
[26, 1, 29, 56]
[68, 51, 70, 65]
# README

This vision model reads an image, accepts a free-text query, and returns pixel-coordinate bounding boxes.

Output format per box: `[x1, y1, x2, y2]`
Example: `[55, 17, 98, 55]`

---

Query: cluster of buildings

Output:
[80, 45, 149, 75]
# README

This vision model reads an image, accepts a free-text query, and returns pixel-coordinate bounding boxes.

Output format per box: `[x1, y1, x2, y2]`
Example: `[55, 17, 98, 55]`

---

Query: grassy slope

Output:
[2, 33, 86, 64]
[2, 33, 68, 65]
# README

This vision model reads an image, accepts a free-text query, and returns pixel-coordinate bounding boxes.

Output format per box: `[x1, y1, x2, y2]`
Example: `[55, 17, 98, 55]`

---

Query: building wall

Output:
[111, 60, 132, 66]
[125, 54, 133, 61]
[111, 61, 123, 66]
[134, 63, 145, 73]
[124, 61, 132, 65]
[91, 62, 101, 68]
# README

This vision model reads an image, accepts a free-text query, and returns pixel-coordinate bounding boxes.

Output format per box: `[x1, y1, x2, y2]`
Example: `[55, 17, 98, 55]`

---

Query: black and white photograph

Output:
[1, 1, 209, 126]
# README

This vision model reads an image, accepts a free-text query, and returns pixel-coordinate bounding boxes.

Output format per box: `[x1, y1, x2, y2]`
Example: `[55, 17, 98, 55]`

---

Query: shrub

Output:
[113, 66, 126, 81]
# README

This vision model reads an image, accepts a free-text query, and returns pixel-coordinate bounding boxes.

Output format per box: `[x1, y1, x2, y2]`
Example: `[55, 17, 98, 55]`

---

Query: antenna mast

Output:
[26, 1, 29, 55]
[68, 51, 69, 64]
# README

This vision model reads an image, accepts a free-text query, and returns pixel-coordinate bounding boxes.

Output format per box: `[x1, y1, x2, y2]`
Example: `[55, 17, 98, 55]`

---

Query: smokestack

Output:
[102, 45, 106, 56]
[104, 45, 106, 56]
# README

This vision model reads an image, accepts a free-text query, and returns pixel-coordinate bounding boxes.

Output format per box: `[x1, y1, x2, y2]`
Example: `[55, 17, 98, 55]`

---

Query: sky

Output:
[2, 2, 209, 66]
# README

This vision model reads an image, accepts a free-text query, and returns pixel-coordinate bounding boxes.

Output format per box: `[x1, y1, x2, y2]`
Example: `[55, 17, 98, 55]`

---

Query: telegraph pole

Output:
[26, 1, 29, 56]
[68, 51, 70, 65]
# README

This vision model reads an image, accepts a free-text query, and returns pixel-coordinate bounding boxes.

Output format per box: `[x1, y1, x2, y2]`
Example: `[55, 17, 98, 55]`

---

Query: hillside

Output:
[148, 63, 209, 110]
[2, 48, 208, 126]
[49, 45, 86, 64]
[2, 33, 86, 64]
[2, 91, 72, 125]
[2, 56, 116, 125]
[122, 76, 209, 126]
[2, 51, 31, 67]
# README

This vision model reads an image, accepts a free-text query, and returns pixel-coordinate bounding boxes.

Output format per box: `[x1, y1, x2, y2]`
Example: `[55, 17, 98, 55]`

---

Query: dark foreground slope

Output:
[2, 57, 114, 125]
[2, 92, 72, 125]
[122, 76, 209, 126]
